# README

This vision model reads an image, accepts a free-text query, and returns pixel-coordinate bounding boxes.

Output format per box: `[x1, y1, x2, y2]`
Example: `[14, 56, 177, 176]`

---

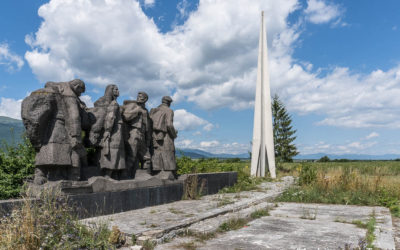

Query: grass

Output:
[169, 207, 184, 214]
[0, 191, 116, 249]
[275, 161, 400, 217]
[250, 208, 270, 219]
[218, 218, 249, 232]
[142, 239, 155, 250]
[216, 196, 234, 207]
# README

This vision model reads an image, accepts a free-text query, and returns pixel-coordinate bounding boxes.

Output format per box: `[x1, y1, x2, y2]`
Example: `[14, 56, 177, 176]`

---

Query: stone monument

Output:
[149, 96, 178, 180]
[121, 92, 152, 179]
[250, 11, 276, 178]
[91, 84, 126, 180]
[21, 79, 89, 184]
[21, 80, 180, 186]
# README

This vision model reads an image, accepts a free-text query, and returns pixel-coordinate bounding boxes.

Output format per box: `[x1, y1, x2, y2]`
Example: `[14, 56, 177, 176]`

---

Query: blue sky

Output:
[0, 0, 400, 156]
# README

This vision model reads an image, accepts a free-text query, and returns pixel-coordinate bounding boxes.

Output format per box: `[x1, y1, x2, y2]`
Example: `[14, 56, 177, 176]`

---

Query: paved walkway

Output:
[186, 203, 395, 250]
[82, 176, 397, 249]
[83, 176, 294, 242]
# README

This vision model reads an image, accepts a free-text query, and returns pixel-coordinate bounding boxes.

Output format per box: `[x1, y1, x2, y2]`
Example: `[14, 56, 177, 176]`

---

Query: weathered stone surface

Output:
[150, 96, 177, 174]
[158, 202, 395, 250]
[21, 79, 88, 184]
[82, 176, 293, 241]
[21, 81, 182, 185]
[90, 84, 126, 178]
[1, 172, 238, 219]
[122, 92, 152, 178]
[195, 203, 395, 250]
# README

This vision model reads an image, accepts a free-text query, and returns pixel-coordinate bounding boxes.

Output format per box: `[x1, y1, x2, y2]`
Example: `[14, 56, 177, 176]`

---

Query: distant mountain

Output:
[0, 116, 25, 145]
[294, 153, 400, 160]
[177, 148, 249, 159]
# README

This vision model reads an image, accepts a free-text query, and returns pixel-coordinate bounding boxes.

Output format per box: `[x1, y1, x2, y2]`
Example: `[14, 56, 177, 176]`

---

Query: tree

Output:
[272, 94, 298, 162]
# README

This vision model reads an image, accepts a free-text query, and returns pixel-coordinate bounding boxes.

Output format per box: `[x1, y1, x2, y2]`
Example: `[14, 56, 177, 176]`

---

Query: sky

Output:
[0, 0, 400, 156]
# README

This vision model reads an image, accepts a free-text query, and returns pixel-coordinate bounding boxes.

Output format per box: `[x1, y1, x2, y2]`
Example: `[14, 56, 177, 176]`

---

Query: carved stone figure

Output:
[149, 96, 177, 179]
[21, 79, 88, 184]
[91, 85, 126, 179]
[121, 92, 152, 177]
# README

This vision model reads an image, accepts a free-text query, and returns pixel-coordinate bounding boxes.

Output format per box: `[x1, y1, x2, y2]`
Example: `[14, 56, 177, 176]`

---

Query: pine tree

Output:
[272, 94, 298, 162]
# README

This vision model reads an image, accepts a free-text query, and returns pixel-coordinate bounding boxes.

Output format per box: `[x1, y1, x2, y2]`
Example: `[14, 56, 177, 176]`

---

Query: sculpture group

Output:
[21, 79, 178, 185]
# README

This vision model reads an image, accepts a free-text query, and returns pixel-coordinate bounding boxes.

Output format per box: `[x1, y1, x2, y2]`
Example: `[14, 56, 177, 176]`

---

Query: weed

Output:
[250, 208, 270, 219]
[300, 207, 317, 220]
[150, 210, 157, 214]
[131, 234, 137, 245]
[366, 211, 376, 248]
[142, 239, 155, 250]
[108, 226, 126, 248]
[149, 224, 158, 228]
[169, 207, 184, 214]
[216, 196, 234, 207]
[176, 241, 197, 250]
[140, 221, 147, 225]
[218, 218, 248, 232]
[183, 175, 205, 200]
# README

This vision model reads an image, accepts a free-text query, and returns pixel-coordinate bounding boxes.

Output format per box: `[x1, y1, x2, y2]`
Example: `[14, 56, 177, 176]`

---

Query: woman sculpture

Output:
[93, 84, 126, 179]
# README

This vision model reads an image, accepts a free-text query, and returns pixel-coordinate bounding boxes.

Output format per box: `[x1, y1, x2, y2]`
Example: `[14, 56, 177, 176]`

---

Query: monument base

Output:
[1, 172, 237, 219]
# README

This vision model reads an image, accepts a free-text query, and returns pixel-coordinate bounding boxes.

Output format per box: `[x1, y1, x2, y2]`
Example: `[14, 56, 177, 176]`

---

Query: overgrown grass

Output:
[0, 191, 119, 249]
[218, 218, 248, 232]
[250, 208, 270, 219]
[276, 162, 400, 217]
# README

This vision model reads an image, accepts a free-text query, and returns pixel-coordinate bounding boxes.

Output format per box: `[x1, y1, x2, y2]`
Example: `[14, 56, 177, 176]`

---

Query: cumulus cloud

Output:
[365, 132, 379, 140]
[0, 97, 22, 119]
[304, 0, 343, 25]
[24, 0, 299, 109]
[0, 43, 24, 72]
[175, 138, 249, 154]
[80, 95, 94, 108]
[24, 0, 400, 129]
[174, 109, 213, 131]
[144, 0, 155, 8]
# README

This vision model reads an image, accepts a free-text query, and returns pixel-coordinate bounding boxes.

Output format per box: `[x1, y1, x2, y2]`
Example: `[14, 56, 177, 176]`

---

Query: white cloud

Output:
[174, 109, 213, 131]
[23, 0, 400, 129]
[299, 140, 378, 155]
[175, 139, 193, 148]
[177, 0, 190, 20]
[0, 97, 22, 119]
[0, 43, 24, 72]
[80, 95, 94, 108]
[365, 132, 379, 140]
[25, 0, 299, 109]
[144, 0, 155, 8]
[304, 0, 342, 25]
[200, 140, 219, 148]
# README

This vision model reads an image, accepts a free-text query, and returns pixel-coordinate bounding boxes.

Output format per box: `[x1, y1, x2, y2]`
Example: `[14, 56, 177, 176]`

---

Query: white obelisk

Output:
[250, 11, 276, 178]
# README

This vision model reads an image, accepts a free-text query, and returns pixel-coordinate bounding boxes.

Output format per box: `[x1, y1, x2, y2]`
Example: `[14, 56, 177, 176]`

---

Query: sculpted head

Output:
[69, 79, 85, 97]
[105, 84, 119, 100]
[137, 92, 148, 104]
[162, 96, 173, 107]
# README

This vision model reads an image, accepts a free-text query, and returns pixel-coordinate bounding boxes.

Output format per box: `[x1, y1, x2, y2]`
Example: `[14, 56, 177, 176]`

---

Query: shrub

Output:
[318, 156, 330, 162]
[298, 163, 317, 185]
[0, 136, 35, 199]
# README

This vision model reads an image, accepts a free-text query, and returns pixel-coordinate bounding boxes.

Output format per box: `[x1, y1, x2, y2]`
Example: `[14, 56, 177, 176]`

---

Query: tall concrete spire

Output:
[250, 11, 276, 178]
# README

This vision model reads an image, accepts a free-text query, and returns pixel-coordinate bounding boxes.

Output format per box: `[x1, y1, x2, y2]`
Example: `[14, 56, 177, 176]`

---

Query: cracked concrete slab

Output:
[82, 176, 294, 240]
[193, 203, 395, 250]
